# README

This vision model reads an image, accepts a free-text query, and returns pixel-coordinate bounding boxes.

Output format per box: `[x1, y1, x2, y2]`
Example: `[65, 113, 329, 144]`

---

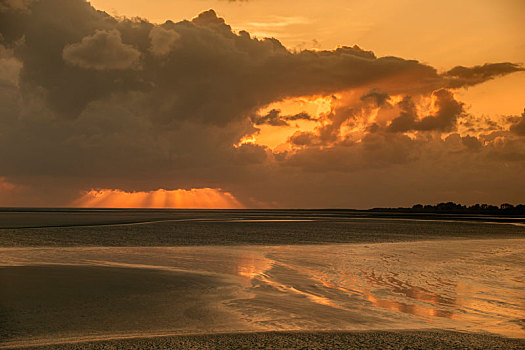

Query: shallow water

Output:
[1, 238, 524, 347]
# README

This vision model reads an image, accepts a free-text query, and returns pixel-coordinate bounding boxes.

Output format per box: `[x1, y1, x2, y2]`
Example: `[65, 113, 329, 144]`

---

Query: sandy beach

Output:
[6, 331, 525, 350]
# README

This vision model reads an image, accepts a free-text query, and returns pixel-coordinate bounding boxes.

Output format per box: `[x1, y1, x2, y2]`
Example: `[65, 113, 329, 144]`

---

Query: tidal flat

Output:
[0, 209, 524, 349]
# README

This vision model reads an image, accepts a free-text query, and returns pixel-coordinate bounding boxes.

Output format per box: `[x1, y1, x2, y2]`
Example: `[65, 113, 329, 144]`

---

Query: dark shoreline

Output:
[1, 209, 524, 247]
[6, 330, 525, 350]
[1, 208, 524, 230]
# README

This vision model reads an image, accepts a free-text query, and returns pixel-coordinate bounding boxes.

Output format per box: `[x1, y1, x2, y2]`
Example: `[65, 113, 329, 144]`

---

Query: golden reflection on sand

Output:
[356, 271, 456, 318]
[1, 239, 524, 339]
[365, 294, 454, 320]
[236, 252, 273, 281]
[231, 240, 525, 338]
[262, 260, 456, 319]
[235, 251, 347, 310]
[453, 280, 525, 336]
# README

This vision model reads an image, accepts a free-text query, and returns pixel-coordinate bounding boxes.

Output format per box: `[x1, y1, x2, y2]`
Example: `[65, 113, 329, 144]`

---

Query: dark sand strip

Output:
[0, 266, 246, 345]
[1, 209, 524, 230]
[6, 331, 525, 350]
[2, 219, 525, 247]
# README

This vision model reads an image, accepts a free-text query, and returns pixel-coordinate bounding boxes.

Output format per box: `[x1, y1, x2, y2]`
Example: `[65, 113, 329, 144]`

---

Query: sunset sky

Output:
[0, 0, 524, 208]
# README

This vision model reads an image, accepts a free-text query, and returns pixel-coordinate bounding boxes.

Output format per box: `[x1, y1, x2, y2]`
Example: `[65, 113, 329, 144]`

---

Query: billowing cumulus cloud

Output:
[510, 110, 525, 136]
[149, 26, 180, 56]
[388, 89, 464, 132]
[62, 29, 141, 70]
[0, 0, 524, 208]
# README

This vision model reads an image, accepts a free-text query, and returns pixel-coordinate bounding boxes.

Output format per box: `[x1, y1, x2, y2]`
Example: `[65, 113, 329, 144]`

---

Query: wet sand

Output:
[2, 215, 525, 247]
[1, 208, 524, 230]
[1, 210, 524, 349]
[0, 266, 247, 346]
[1, 240, 524, 348]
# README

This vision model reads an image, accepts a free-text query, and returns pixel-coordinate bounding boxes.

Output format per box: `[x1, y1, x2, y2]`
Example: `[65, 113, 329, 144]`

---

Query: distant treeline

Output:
[370, 202, 525, 215]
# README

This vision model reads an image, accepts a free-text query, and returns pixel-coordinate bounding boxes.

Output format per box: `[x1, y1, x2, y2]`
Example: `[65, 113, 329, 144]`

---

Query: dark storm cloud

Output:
[0, 0, 524, 207]
[149, 26, 181, 56]
[386, 96, 418, 133]
[62, 29, 141, 70]
[360, 90, 390, 107]
[444, 63, 524, 88]
[510, 110, 525, 136]
[289, 131, 317, 146]
[1, 3, 446, 123]
[285, 130, 420, 172]
[253, 109, 314, 126]
[460, 135, 482, 151]
[1, 1, 517, 125]
[388, 89, 464, 132]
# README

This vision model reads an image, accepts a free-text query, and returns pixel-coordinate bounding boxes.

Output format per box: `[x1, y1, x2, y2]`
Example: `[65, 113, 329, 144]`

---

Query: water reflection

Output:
[229, 240, 525, 337]
[358, 271, 456, 318]
[236, 252, 272, 280]
[1, 239, 524, 338]
[365, 294, 454, 319]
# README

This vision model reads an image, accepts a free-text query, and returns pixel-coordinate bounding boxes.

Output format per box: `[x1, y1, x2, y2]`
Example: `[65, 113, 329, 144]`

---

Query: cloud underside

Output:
[0, 0, 524, 207]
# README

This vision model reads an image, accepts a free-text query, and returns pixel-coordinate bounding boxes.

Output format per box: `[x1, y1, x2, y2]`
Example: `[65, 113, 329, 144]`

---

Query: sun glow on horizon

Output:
[72, 188, 244, 209]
